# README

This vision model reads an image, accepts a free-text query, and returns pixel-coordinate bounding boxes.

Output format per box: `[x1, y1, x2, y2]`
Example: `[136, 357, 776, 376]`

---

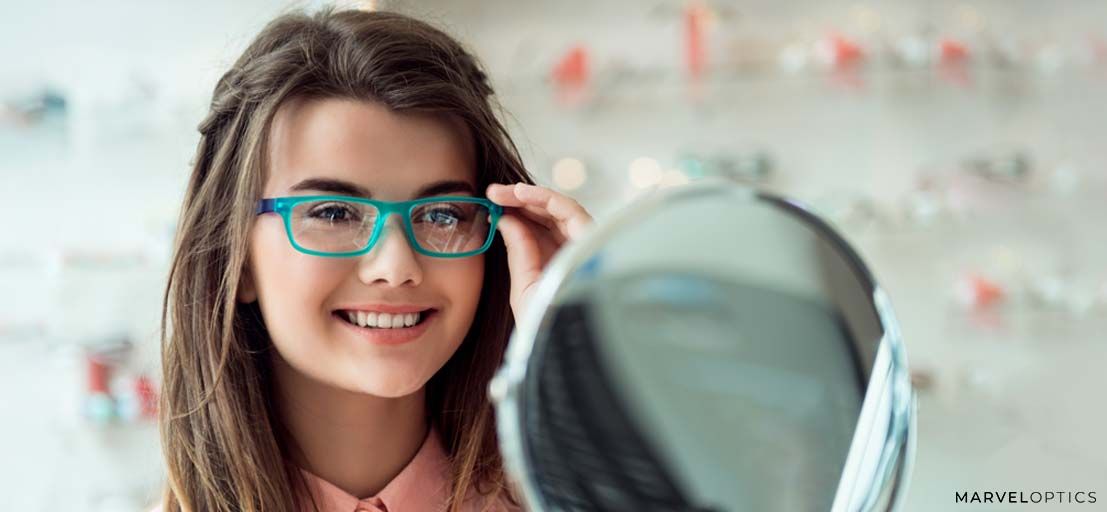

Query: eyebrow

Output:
[288, 177, 477, 199]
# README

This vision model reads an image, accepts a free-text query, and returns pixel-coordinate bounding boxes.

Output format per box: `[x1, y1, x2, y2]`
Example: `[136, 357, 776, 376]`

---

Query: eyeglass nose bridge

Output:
[361, 204, 419, 257]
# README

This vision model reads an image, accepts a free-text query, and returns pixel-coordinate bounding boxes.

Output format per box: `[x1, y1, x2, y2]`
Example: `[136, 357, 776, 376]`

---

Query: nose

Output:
[356, 215, 423, 287]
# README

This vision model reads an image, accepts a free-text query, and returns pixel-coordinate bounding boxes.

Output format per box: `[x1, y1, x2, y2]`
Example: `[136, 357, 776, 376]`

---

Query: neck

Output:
[271, 352, 429, 499]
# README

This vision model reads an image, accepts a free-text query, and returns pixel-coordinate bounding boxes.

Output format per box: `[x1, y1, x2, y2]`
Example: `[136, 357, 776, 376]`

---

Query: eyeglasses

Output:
[255, 195, 503, 258]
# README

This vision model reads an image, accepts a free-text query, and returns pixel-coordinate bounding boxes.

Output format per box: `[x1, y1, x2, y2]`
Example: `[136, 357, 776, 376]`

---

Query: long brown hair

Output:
[158, 7, 532, 511]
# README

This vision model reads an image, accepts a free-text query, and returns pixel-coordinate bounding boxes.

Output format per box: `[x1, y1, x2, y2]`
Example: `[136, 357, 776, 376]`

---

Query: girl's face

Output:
[240, 97, 484, 398]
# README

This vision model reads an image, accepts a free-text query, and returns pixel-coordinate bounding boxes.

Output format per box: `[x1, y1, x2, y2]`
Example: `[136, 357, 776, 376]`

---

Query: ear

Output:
[238, 264, 258, 304]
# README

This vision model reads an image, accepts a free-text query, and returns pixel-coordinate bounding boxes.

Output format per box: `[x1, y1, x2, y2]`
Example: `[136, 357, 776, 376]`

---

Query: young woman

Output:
[155, 7, 593, 511]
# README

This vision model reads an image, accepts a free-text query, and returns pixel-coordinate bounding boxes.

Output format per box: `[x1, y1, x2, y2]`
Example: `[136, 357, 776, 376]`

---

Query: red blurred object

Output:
[552, 45, 589, 89]
[816, 33, 866, 89]
[956, 274, 1005, 309]
[939, 38, 970, 64]
[684, 1, 707, 79]
[937, 38, 972, 87]
[822, 34, 864, 68]
[87, 355, 111, 394]
[551, 44, 591, 107]
[135, 375, 158, 419]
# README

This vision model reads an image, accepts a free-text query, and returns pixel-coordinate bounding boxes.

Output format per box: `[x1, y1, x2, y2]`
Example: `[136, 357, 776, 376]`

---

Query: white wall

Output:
[2, 1, 1105, 510]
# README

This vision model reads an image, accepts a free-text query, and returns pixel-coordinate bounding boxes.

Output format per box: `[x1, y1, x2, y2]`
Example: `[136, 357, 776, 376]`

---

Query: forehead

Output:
[264, 97, 477, 199]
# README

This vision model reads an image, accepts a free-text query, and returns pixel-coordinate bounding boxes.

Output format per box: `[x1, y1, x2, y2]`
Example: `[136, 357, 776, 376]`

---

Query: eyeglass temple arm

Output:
[256, 199, 278, 215]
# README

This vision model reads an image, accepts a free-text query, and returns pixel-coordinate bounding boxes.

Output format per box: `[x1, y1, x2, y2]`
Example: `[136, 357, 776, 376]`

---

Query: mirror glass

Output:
[492, 179, 915, 512]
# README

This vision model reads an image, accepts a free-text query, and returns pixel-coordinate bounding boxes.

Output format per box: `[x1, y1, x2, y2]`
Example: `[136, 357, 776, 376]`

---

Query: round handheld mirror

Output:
[490, 177, 916, 512]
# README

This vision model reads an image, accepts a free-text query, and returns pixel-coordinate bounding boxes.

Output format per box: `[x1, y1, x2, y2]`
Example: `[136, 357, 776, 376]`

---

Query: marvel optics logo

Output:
[956, 491, 1097, 505]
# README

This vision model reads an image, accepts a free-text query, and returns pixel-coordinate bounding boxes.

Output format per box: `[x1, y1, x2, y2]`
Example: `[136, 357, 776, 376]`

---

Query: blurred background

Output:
[2, 0, 1105, 510]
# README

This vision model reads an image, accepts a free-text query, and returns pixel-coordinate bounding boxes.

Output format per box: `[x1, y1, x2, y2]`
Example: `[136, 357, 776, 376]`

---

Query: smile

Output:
[335, 308, 436, 329]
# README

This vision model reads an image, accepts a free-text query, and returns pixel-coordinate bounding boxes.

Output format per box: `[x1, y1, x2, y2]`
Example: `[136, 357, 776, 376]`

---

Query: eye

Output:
[419, 206, 465, 226]
[306, 202, 359, 223]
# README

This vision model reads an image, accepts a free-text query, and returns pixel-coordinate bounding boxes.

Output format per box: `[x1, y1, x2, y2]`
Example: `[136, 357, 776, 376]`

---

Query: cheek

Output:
[451, 256, 485, 322]
[458, 256, 486, 306]
[428, 256, 485, 352]
[249, 221, 346, 340]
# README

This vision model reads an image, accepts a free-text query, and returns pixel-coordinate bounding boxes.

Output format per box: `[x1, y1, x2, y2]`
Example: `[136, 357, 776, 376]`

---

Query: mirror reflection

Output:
[493, 180, 915, 512]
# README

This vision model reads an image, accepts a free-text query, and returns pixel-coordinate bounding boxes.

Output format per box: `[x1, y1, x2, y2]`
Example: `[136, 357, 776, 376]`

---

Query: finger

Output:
[488, 183, 564, 240]
[511, 184, 593, 239]
[488, 183, 592, 241]
[502, 212, 561, 263]
[511, 206, 567, 244]
[512, 211, 564, 258]
[494, 213, 544, 294]
[486, 183, 527, 207]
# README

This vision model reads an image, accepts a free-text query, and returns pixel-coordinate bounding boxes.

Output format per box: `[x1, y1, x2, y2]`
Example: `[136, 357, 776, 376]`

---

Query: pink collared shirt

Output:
[299, 426, 519, 512]
[150, 427, 521, 512]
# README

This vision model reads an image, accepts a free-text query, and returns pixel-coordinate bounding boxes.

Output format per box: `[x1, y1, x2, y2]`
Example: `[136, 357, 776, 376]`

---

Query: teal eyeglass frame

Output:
[256, 195, 503, 259]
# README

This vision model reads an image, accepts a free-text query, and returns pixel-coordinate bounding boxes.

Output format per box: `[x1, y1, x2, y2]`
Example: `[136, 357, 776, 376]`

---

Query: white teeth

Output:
[378, 313, 394, 327]
[344, 310, 423, 329]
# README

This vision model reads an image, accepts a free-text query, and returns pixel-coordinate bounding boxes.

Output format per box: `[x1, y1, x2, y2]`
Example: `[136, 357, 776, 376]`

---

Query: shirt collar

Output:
[298, 426, 451, 512]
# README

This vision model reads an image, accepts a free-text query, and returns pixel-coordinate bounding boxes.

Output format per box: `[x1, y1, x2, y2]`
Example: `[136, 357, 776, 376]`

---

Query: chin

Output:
[345, 369, 431, 398]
